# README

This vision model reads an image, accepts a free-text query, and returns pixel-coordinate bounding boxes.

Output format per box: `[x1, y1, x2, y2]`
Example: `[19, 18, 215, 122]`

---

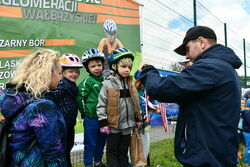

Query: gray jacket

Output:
[97, 75, 141, 134]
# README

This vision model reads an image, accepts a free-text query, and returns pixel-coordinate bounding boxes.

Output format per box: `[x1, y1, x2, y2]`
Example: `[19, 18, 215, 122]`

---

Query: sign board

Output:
[0, 0, 141, 89]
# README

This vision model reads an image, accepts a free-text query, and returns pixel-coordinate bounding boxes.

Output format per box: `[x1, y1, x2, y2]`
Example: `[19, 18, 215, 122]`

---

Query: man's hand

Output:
[138, 61, 150, 72]
[143, 115, 150, 124]
[153, 104, 161, 114]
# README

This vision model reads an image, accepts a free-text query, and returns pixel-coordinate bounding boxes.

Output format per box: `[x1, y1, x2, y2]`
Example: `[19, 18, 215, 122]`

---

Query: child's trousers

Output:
[84, 116, 107, 166]
[106, 132, 130, 167]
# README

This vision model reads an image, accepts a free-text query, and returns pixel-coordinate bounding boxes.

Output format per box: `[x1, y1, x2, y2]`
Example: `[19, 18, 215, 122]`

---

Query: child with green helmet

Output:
[96, 48, 142, 167]
[76, 48, 106, 167]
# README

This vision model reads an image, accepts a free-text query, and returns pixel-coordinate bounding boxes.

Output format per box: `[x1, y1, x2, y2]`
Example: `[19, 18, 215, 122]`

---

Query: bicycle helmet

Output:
[134, 70, 141, 80]
[246, 99, 250, 107]
[107, 48, 134, 70]
[103, 19, 117, 34]
[82, 48, 105, 67]
[59, 53, 83, 68]
[244, 90, 250, 100]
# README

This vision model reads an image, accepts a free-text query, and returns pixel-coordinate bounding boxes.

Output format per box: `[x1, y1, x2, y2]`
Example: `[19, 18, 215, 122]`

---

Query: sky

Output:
[198, 0, 250, 40]
[197, 0, 250, 76]
[134, 0, 250, 76]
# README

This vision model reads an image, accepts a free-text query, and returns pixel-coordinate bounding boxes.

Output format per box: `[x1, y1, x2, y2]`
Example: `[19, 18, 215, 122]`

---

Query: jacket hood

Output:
[196, 44, 242, 69]
[106, 75, 133, 87]
[0, 84, 32, 119]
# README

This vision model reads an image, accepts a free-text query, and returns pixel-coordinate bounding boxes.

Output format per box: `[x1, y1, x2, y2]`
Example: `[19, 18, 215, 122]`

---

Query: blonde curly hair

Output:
[11, 48, 61, 99]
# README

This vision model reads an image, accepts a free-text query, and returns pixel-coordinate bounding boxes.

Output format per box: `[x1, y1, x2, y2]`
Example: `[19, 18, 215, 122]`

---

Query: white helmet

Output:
[103, 19, 117, 34]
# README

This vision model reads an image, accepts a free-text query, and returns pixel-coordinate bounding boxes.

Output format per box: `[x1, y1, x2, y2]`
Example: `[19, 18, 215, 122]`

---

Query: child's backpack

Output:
[0, 105, 37, 167]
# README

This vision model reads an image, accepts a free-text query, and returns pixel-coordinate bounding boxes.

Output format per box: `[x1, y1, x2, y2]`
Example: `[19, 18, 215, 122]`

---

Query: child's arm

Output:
[76, 81, 90, 119]
[96, 84, 108, 127]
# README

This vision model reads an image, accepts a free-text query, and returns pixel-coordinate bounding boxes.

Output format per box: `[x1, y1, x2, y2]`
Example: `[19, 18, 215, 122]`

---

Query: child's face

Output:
[106, 33, 116, 44]
[117, 62, 132, 78]
[63, 68, 80, 82]
[88, 59, 103, 77]
[241, 99, 246, 107]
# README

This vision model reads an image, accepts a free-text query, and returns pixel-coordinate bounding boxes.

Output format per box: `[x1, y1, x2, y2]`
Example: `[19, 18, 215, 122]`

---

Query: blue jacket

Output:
[242, 108, 250, 132]
[49, 78, 79, 126]
[139, 44, 242, 167]
[0, 85, 67, 167]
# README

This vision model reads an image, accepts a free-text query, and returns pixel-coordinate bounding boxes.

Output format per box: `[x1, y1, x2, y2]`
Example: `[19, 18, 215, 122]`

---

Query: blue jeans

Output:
[84, 116, 107, 166]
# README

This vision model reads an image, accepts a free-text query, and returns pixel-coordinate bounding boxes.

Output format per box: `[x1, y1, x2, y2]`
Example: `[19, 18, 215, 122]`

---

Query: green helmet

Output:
[107, 48, 134, 70]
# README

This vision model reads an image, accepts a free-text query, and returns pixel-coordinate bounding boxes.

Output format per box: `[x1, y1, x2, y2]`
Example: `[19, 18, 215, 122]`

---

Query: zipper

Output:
[121, 79, 129, 126]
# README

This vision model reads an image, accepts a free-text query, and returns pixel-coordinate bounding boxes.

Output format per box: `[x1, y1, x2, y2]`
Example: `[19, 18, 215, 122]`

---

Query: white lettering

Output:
[12, 0, 19, 6]
[0, 40, 29, 48]
[0, 60, 22, 69]
[1, 0, 11, 5]
[51, 0, 58, 9]
[43, 0, 50, 9]
[32, 0, 42, 8]
[0, 83, 5, 90]
[20, 0, 30, 7]
[65, 0, 71, 12]
[58, 0, 65, 10]
[0, 71, 15, 80]
[86, 0, 100, 4]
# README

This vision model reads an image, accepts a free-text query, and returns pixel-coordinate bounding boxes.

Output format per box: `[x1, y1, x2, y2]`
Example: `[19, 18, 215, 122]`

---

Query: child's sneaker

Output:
[94, 162, 106, 167]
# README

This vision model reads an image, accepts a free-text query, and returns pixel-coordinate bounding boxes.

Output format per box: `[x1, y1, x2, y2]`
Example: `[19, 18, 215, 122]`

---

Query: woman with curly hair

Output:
[0, 49, 67, 167]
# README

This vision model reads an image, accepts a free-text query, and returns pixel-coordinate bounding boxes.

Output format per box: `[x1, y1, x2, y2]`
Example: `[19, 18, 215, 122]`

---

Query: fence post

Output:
[224, 23, 227, 47]
[193, 0, 197, 26]
[243, 38, 247, 88]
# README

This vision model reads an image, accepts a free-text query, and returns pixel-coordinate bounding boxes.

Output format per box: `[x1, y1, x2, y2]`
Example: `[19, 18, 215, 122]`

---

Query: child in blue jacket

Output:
[50, 53, 83, 167]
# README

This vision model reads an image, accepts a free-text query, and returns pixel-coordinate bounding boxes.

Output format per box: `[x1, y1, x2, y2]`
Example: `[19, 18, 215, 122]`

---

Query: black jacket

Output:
[139, 44, 242, 167]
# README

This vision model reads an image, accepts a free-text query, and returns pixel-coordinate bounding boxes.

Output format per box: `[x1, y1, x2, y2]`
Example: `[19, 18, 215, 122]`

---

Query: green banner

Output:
[0, 0, 141, 89]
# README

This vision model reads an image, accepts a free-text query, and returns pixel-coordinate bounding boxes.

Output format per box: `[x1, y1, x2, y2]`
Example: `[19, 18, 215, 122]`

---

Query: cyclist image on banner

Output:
[98, 19, 124, 70]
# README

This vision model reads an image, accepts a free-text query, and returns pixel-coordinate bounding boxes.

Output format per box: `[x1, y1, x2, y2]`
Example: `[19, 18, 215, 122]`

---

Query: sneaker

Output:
[94, 162, 106, 167]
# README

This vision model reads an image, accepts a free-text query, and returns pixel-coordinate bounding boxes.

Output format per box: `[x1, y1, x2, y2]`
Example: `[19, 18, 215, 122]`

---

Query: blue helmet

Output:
[107, 48, 134, 70]
[246, 99, 250, 107]
[244, 90, 250, 100]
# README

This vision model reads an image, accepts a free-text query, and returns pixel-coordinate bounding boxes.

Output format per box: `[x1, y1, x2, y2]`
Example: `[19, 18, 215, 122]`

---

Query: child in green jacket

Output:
[77, 48, 106, 167]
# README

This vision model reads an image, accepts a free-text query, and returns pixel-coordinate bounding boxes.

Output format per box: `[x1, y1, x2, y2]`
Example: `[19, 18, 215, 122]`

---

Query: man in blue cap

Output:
[138, 26, 242, 167]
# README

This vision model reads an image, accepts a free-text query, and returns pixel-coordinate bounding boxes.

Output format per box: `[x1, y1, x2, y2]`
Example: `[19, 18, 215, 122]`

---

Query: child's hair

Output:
[82, 48, 105, 73]
[135, 79, 144, 89]
[107, 48, 134, 72]
[11, 49, 61, 98]
[59, 53, 83, 70]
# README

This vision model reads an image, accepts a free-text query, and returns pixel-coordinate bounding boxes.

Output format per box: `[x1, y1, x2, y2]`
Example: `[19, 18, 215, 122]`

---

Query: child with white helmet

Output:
[49, 53, 83, 167]
[98, 18, 124, 69]
[76, 48, 106, 167]
[96, 48, 141, 167]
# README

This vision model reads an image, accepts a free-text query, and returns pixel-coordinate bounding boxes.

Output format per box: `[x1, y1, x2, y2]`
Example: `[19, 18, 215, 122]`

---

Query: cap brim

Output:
[178, 60, 190, 66]
[174, 44, 186, 56]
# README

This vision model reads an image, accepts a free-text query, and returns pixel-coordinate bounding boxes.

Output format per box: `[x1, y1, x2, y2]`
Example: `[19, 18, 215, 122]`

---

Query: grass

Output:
[71, 138, 248, 167]
[149, 138, 247, 167]
[149, 138, 182, 167]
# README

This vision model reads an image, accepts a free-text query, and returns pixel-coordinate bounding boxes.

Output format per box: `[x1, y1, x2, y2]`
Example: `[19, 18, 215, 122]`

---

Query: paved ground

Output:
[70, 124, 176, 165]
[149, 124, 176, 143]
